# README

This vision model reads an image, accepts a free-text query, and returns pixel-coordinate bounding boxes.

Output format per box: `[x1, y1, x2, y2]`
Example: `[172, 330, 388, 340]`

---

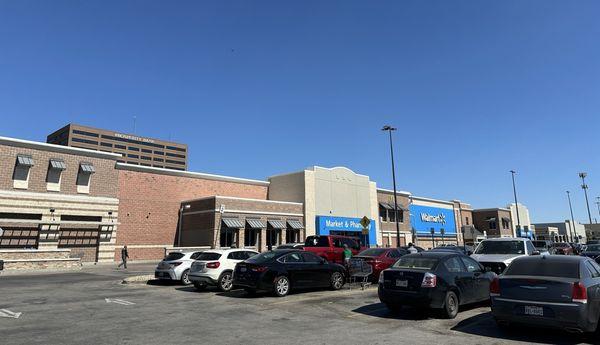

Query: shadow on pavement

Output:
[451, 311, 598, 345]
[352, 301, 488, 321]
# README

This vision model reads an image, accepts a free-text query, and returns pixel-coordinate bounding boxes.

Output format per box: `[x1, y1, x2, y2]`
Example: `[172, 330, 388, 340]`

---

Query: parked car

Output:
[188, 248, 258, 292]
[580, 244, 600, 262]
[587, 240, 600, 245]
[378, 251, 496, 318]
[276, 243, 304, 250]
[155, 251, 204, 285]
[351, 247, 409, 281]
[570, 242, 583, 255]
[232, 249, 346, 297]
[552, 242, 574, 255]
[431, 245, 474, 255]
[401, 245, 425, 253]
[531, 240, 552, 255]
[491, 255, 600, 333]
[470, 238, 538, 275]
[304, 235, 364, 264]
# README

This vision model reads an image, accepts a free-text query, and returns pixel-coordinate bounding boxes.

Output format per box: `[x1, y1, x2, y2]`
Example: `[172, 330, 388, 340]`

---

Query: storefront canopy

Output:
[268, 220, 286, 229]
[379, 202, 408, 211]
[222, 218, 244, 228]
[246, 219, 266, 229]
[287, 220, 304, 229]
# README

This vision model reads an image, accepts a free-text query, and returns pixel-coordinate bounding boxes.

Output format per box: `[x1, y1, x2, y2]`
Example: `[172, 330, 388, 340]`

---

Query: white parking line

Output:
[0, 309, 22, 319]
[105, 298, 135, 306]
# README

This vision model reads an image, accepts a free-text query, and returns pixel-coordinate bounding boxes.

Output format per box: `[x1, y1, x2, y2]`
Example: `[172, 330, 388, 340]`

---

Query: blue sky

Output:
[0, 1, 599, 223]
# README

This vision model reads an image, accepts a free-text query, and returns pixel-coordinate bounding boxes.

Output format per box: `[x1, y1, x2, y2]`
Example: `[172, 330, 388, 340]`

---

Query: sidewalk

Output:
[0, 261, 157, 277]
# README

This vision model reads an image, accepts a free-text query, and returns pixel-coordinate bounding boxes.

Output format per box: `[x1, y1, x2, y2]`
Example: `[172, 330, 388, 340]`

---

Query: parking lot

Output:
[0, 264, 597, 345]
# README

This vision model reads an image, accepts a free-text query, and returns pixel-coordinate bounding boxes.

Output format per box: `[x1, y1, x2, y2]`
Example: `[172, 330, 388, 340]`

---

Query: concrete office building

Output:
[47, 123, 188, 170]
[534, 221, 586, 243]
[507, 203, 533, 237]
[586, 224, 600, 241]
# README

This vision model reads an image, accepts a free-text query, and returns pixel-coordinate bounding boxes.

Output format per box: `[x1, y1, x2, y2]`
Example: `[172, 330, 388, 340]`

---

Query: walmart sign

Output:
[410, 204, 456, 236]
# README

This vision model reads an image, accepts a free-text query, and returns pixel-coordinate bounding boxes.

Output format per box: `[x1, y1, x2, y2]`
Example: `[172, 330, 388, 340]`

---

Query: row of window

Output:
[379, 205, 405, 223]
[116, 160, 185, 170]
[12, 154, 96, 193]
[72, 132, 187, 154]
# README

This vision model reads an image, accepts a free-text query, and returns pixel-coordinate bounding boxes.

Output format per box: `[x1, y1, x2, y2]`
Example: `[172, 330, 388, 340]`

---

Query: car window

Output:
[301, 252, 323, 263]
[196, 252, 222, 261]
[443, 257, 465, 273]
[344, 238, 360, 250]
[190, 252, 203, 260]
[504, 259, 580, 278]
[333, 238, 345, 248]
[304, 236, 330, 247]
[460, 257, 482, 272]
[387, 249, 402, 258]
[585, 261, 600, 278]
[164, 252, 185, 261]
[282, 253, 303, 263]
[227, 251, 241, 260]
[245, 251, 257, 259]
[525, 241, 536, 254]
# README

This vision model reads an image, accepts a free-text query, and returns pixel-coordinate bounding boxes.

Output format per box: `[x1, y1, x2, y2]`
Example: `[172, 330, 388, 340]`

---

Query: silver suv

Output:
[470, 238, 538, 274]
[155, 251, 204, 285]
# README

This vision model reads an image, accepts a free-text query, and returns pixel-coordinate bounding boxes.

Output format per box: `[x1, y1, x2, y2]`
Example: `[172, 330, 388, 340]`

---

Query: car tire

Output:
[193, 282, 207, 291]
[330, 271, 344, 290]
[217, 271, 234, 292]
[273, 276, 290, 297]
[442, 291, 459, 319]
[180, 269, 191, 285]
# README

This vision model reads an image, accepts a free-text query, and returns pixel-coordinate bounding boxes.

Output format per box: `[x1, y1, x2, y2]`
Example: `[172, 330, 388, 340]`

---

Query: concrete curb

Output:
[121, 274, 155, 284]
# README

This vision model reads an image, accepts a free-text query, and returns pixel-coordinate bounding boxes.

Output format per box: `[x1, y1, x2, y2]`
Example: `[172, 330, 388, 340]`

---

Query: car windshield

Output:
[505, 260, 580, 279]
[586, 245, 600, 251]
[474, 241, 525, 255]
[531, 241, 547, 248]
[246, 251, 279, 264]
[358, 248, 387, 257]
[196, 252, 222, 261]
[163, 253, 185, 261]
[304, 236, 329, 247]
[392, 257, 438, 270]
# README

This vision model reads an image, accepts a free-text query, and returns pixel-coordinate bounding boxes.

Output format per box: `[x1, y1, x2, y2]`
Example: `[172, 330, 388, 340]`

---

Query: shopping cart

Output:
[347, 258, 373, 290]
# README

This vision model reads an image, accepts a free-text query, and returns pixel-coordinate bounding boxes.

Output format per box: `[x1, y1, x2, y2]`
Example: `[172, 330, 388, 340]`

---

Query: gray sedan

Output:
[491, 255, 600, 333]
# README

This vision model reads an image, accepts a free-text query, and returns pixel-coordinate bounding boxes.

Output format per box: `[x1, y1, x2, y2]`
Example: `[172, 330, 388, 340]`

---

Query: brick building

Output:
[0, 136, 120, 265]
[472, 208, 513, 238]
[376, 188, 411, 247]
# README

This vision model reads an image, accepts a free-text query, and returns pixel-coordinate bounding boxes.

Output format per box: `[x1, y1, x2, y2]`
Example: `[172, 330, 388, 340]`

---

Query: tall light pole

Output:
[579, 172, 593, 224]
[595, 197, 600, 224]
[510, 170, 521, 237]
[382, 125, 401, 247]
[566, 191, 576, 242]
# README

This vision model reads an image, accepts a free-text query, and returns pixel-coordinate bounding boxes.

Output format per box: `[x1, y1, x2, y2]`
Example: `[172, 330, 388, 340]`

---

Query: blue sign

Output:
[409, 204, 457, 237]
[315, 216, 377, 246]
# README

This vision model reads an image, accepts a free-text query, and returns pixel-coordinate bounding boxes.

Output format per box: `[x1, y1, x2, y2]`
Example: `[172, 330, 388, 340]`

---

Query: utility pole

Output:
[567, 191, 576, 242]
[510, 170, 521, 237]
[579, 173, 593, 224]
[382, 125, 401, 247]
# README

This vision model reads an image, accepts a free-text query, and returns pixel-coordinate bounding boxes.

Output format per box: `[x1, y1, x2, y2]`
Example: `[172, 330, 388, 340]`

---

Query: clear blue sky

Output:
[1, 1, 599, 223]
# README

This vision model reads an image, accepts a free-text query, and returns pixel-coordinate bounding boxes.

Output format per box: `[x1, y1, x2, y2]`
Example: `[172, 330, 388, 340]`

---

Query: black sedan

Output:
[491, 255, 600, 333]
[378, 251, 496, 318]
[232, 249, 346, 297]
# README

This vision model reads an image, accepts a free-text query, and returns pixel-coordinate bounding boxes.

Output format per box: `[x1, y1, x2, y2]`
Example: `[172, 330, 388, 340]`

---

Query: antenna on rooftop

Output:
[133, 116, 137, 134]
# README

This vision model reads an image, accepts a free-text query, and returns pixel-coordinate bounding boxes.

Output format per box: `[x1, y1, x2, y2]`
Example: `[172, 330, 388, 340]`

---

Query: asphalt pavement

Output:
[0, 264, 598, 345]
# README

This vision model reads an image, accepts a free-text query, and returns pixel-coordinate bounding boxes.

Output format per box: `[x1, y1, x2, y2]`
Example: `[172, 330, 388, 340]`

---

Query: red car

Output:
[552, 242, 574, 255]
[352, 247, 408, 281]
[303, 235, 364, 264]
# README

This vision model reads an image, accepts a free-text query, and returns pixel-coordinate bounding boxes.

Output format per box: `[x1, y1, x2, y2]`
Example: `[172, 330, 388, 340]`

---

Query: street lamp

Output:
[595, 197, 600, 224]
[509, 170, 522, 237]
[567, 191, 576, 242]
[579, 172, 593, 224]
[382, 125, 401, 247]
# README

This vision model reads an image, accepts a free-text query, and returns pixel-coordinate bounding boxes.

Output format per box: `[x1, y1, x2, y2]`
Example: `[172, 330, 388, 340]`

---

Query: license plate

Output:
[524, 306, 543, 316]
[395, 279, 408, 287]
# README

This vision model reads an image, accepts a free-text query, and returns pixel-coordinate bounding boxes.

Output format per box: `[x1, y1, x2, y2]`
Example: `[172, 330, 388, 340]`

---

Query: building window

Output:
[166, 152, 185, 158]
[465, 216, 470, 225]
[127, 154, 139, 159]
[13, 155, 34, 189]
[76, 162, 95, 194]
[46, 159, 66, 191]
[165, 159, 185, 165]
[489, 221, 497, 230]
[115, 144, 126, 149]
[128, 146, 140, 151]
[379, 205, 388, 222]
[153, 157, 164, 162]
[72, 129, 99, 138]
[72, 137, 98, 145]
[166, 145, 186, 152]
[154, 151, 164, 155]
[100, 142, 112, 147]
[141, 156, 151, 160]
[141, 148, 152, 153]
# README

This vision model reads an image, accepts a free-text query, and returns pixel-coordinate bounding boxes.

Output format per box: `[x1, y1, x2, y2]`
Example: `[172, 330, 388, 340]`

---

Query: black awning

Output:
[379, 202, 393, 210]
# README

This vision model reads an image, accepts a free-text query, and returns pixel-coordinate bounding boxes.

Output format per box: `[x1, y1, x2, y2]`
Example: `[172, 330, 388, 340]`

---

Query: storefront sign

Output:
[114, 132, 156, 144]
[410, 204, 456, 236]
[315, 216, 377, 246]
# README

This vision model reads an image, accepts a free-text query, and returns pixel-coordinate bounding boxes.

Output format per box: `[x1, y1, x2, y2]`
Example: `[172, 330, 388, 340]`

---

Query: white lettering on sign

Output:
[114, 132, 156, 144]
[420, 213, 446, 224]
[324, 219, 370, 230]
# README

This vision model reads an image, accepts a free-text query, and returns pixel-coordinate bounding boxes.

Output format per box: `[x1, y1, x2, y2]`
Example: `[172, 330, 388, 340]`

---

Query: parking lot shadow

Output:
[452, 312, 600, 345]
[352, 302, 431, 320]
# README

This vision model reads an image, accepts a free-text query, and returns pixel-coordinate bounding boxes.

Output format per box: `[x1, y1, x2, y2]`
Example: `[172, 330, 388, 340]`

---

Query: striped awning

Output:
[222, 218, 244, 228]
[17, 155, 34, 166]
[79, 162, 95, 173]
[379, 202, 393, 210]
[287, 220, 304, 229]
[268, 220, 286, 229]
[50, 159, 67, 170]
[246, 219, 266, 229]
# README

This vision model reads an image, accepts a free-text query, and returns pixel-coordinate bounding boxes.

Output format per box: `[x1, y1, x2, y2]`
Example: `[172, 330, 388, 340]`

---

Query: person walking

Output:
[407, 242, 418, 254]
[118, 245, 129, 269]
[343, 244, 353, 265]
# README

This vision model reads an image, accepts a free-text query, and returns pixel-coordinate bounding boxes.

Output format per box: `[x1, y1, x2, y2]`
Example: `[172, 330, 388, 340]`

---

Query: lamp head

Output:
[381, 125, 397, 131]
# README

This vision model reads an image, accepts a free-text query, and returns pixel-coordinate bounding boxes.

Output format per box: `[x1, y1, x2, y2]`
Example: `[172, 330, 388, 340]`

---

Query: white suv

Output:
[470, 237, 538, 274]
[189, 248, 258, 292]
[155, 251, 204, 285]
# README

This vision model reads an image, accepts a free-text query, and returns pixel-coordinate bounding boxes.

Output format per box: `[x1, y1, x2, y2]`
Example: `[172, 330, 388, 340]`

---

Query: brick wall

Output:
[116, 169, 269, 260]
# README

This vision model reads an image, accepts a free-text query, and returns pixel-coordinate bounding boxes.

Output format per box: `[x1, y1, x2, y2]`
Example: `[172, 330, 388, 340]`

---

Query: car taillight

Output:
[490, 277, 500, 296]
[378, 271, 385, 284]
[251, 266, 268, 272]
[169, 262, 182, 268]
[421, 272, 436, 288]
[572, 282, 588, 303]
[206, 262, 220, 269]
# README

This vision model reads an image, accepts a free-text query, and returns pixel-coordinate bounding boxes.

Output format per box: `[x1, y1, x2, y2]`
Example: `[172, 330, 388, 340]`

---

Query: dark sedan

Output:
[232, 249, 345, 297]
[491, 255, 600, 333]
[378, 251, 496, 318]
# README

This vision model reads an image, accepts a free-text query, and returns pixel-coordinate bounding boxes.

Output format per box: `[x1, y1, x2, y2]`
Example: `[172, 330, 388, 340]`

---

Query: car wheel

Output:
[180, 269, 191, 285]
[193, 282, 207, 291]
[218, 271, 234, 292]
[442, 291, 459, 319]
[273, 276, 290, 297]
[330, 271, 344, 290]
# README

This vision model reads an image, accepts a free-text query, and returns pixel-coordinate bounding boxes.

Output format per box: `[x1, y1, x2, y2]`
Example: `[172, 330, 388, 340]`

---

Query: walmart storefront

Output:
[410, 197, 458, 247]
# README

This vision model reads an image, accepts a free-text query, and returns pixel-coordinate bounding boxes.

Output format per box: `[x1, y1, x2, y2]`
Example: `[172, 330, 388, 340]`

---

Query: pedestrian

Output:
[343, 244, 353, 265]
[407, 242, 418, 254]
[118, 245, 129, 269]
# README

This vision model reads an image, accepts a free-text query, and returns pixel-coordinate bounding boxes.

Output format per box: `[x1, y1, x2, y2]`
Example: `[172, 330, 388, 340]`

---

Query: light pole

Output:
[579, 172, 593, 224]
[595, 197, 600, 224]
[382, 125, 401, 247]
[567, 191, 576, 242]
[510, 170, 521, 237]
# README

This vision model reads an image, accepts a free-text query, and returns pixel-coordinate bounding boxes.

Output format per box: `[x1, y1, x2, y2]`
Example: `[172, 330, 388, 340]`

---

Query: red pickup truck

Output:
[303, 235, 365, 264]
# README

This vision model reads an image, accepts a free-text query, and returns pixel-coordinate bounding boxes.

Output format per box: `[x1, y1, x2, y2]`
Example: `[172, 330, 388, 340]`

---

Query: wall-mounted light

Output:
[50, 208, 56, 221]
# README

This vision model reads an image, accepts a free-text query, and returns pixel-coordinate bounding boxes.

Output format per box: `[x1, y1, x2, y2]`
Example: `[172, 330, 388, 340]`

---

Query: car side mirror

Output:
[531, 251, 540, 256]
